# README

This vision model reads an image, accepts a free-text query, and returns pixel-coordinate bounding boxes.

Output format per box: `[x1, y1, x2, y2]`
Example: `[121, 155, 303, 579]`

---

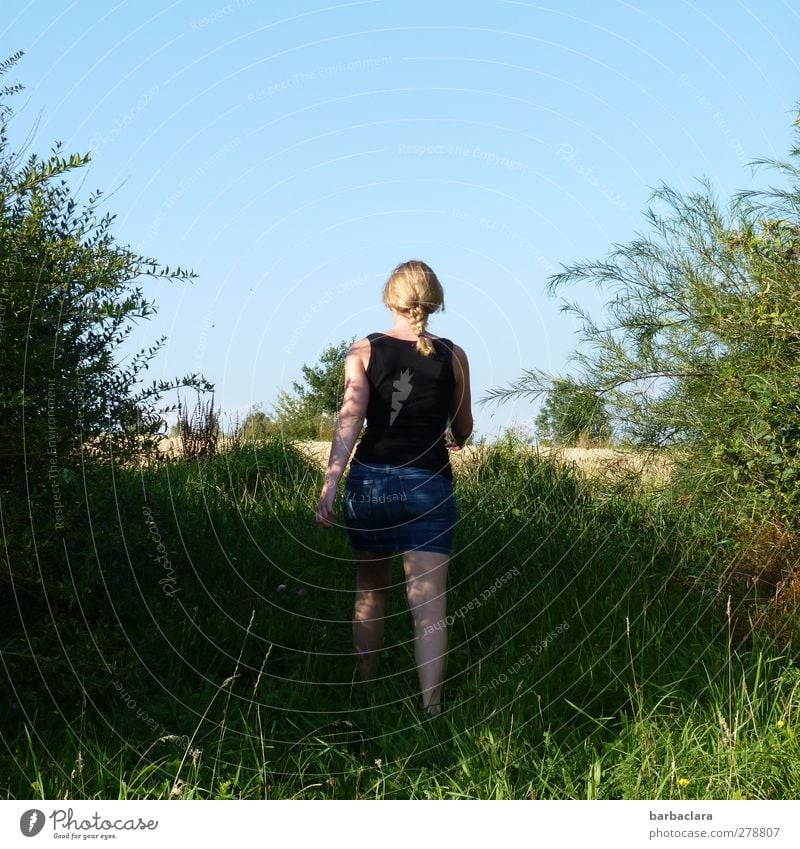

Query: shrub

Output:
[0, 51, 212, 491]
[482, 104, 800, 531]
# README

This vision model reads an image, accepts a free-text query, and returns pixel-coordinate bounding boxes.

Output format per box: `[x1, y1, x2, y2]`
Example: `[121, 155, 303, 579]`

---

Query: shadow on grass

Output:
[2, 435, 797, 799]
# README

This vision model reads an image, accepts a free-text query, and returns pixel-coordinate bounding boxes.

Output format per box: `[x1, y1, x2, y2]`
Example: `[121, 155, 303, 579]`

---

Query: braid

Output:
[407, 304, 434, 357]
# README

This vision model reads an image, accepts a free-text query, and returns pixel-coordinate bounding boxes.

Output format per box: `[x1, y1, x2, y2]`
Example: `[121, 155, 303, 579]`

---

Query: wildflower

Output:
[276, 584, 286, 592]
[678, 778, 690, 787]
[296, 587, 307, 597]
[777, 720, 785, 728]
[374, 758, 383, 769]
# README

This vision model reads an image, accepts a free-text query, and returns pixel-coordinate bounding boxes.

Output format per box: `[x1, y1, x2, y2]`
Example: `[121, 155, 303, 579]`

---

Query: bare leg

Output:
[352, 550, 394, 680]
[402, 550, 449, 715]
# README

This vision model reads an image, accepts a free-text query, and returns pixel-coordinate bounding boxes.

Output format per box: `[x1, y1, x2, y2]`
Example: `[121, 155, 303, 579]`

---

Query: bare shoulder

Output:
[447, 342, 469, 382]
[347, 337, 371, 370]
[348, 337, 371, 353]
[448, 341, 468, 362]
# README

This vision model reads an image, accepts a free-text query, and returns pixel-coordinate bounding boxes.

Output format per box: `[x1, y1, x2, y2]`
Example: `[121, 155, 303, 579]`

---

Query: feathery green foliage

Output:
[482, 106, 800, 531]
[534, 376, 613, 446]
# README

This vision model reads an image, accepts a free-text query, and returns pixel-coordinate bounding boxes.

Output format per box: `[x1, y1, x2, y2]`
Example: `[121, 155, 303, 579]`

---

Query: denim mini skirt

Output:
[342, 461, 457, 555]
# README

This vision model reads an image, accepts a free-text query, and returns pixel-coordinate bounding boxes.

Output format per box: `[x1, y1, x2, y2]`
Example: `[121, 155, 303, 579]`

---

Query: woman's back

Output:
[351, 331, 455, 480]
[315, 259, 472, 715]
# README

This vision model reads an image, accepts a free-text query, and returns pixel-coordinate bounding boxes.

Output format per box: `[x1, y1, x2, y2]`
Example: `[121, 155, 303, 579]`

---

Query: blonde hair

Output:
[382, 259, 445, 357]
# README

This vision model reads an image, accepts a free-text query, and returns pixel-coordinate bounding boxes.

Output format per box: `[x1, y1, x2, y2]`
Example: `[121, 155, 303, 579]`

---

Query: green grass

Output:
[2, 433, 798, 799]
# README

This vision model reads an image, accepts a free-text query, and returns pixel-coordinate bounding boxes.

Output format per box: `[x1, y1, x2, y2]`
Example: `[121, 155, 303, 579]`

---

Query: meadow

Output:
[3, 433, 798, 800]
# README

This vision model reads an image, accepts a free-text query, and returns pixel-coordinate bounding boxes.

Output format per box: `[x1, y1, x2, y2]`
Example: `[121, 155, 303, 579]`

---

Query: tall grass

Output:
[2, 434, 798, 799]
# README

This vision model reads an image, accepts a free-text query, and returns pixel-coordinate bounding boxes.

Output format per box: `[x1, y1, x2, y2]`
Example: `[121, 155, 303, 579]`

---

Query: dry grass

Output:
[291, 439, 673, 485]
[155, 434, 246, 459]
[143, 437, 672, 487]
[721, 517, 800, 646]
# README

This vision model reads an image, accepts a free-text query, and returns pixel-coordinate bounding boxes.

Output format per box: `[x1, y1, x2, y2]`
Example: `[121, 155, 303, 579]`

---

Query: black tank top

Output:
[351, 332, 456, 481]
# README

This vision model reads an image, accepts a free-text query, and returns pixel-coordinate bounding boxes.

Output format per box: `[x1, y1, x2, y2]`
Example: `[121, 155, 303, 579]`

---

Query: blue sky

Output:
[4, 0, 799, 440]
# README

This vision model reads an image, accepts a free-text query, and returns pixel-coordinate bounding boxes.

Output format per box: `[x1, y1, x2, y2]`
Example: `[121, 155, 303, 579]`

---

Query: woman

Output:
[314, 259, 473, 716]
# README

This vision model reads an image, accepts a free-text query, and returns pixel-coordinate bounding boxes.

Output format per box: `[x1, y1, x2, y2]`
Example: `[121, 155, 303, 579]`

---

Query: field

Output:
[3, 434, 798, 800]
[159, 435, 675, 483]
[293, 438, 674, 481]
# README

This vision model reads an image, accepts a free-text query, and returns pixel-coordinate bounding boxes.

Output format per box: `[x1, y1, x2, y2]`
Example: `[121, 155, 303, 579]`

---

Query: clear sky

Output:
[4, 0, 799, 439]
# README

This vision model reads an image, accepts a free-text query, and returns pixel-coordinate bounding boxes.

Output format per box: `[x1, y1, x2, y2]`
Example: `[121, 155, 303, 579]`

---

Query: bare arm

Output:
[449, 343, 473, 447]
[323, 339, 370, 488]
[315, 339, 369, 528]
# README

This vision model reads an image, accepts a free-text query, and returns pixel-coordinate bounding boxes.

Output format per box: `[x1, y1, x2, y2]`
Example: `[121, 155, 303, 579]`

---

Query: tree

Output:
[534, 376, 612, 446]
[248, 338, 355, 440]
[291, 338, 355, 416]
[481, 105, 800, 527]
[0, 51, 212, 488]
[237, 403, 271, 441]
[235, 397, 318, 441]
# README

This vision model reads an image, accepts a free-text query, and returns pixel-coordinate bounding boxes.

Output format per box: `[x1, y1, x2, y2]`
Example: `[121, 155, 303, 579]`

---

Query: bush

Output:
[482, 104, 800, 531]
[0, 51, 212, 491]
[534, 376, 612, 446]
[0, 52, 212, 676]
